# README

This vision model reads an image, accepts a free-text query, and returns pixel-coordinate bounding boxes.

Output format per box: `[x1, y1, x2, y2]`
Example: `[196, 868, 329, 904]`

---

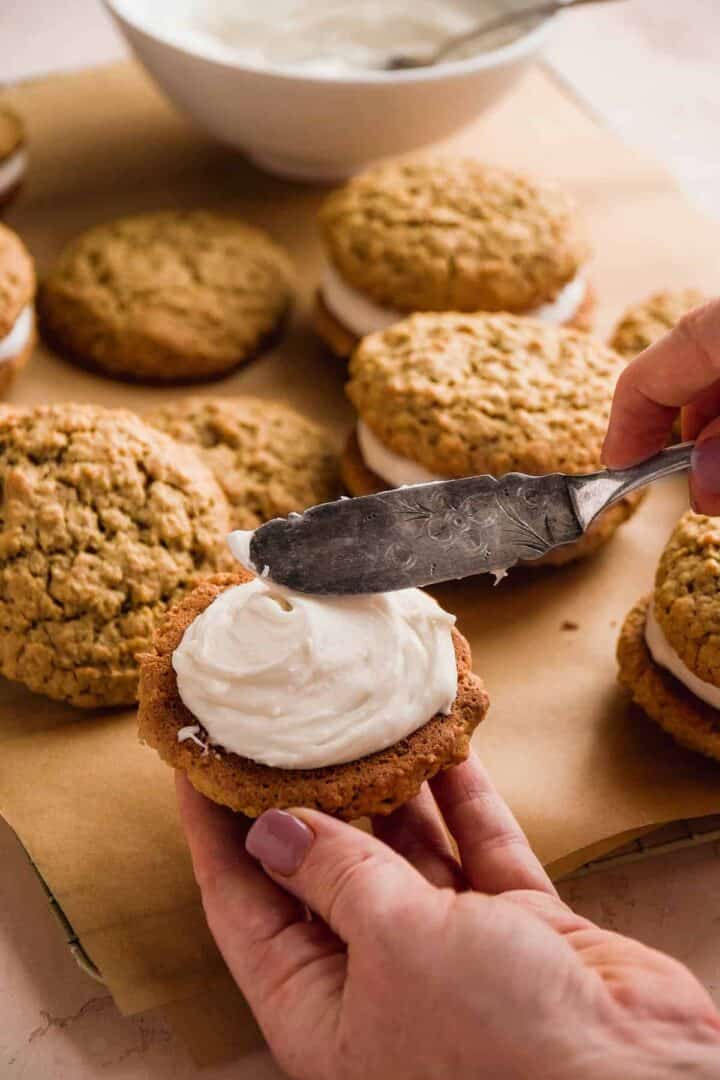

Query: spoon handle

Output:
[431, 0, 625, 66]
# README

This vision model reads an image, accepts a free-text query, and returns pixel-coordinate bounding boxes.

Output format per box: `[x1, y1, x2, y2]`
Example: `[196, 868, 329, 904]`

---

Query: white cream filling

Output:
[322, 260, 588, 338]
[172, 566, 458, 770]
[645, 605, 720, 709]
[322, 261, 404, 338]
[0, 304, 33, 364]
[0, 147, 27, 198]
[357, 419, 446, 487]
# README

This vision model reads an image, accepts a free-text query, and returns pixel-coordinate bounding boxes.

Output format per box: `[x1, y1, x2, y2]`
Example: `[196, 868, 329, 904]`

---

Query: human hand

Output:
[603, 297, 720, 514]
[177, 754, 720, 1080]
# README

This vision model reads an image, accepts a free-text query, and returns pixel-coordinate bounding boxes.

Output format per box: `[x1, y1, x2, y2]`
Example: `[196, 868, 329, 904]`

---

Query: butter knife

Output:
[246, 442, 693, 595]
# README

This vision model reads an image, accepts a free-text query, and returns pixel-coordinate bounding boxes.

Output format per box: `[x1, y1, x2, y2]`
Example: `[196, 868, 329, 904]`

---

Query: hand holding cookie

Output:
[603, 297, 720, 515]
[178, 753, 720, 1080]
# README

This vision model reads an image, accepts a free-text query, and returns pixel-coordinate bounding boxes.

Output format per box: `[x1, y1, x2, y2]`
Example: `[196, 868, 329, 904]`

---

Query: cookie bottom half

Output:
[138, 573, 489, 820]
[617, 595, 720, 761]
[341, 429, 642, 569]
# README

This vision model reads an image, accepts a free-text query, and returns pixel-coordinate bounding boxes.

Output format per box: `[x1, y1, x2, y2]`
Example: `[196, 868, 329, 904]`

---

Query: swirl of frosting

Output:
[172, 577, 457, 769]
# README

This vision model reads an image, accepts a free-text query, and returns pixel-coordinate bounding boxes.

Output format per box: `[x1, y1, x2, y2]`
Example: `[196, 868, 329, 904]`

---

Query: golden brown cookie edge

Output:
[617, 595, 720, 761]
[138, 572, 489, 820]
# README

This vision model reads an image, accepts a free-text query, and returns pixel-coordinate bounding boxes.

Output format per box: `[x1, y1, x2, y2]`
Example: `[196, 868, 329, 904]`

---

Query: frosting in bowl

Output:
[172, 575, 457, 769]
[117, 0, 532, 76]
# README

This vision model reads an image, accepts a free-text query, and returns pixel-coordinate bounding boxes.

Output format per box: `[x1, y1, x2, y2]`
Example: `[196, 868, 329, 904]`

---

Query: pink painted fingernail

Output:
[691, 438, 720, 513]
[246, 810, 313, 875]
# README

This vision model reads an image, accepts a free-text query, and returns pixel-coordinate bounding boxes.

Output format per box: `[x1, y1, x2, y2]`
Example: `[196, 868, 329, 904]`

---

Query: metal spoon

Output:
[385, 0, 624, 71]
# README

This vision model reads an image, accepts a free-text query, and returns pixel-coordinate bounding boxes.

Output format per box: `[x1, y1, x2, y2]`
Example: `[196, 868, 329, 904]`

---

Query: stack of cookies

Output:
[314, 158, 593, 359]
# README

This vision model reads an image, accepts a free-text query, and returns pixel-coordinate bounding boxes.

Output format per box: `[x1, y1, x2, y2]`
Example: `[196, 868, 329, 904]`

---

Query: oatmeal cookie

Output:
[610, 289, 706, 359]
[618, 595, 720, 762]
[38, 210, 294, 382]
[0, 404, 230, 707]
[145, 396, 341, 530]
[320, 159, 589, 314]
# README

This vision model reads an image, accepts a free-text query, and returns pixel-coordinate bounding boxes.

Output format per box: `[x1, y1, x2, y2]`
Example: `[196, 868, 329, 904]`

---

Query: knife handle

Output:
[568, 442, 693, 528]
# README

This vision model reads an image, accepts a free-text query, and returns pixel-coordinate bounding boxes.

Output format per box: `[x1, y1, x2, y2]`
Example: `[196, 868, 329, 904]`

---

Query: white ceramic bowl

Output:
[106, 1, 555, 183]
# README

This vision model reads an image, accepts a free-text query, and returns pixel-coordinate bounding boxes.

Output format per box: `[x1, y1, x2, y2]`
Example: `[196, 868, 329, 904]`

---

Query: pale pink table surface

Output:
[2, 1, 720, 1076]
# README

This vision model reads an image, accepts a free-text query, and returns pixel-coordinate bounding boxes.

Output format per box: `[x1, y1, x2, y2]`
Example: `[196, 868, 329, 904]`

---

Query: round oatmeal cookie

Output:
[652, 512, 720, 686]
[0, 404, 231, 708]
[0, 107, 26, 209]
[348, 312, 627, 477]
[145, 396, 341, 530]
[138, 572, 489, 819]
[610, 289, 706, 359]
[617, 594, 720, 762]
[320, 158, 589, 314]
[38, 210, 295, 383]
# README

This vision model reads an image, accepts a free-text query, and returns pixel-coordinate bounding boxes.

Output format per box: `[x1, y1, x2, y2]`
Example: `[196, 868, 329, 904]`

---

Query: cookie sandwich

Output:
[610, 289, 706, 360]
[618, 512, 720, 760]
[38, 210, 294, 383]
[0, 222, 35, 395]
[145, 396, 340, 530]
[0, 107, 27, 210]
[0, 404, 230, 708]
[344, 312, 642, 567]
[314, 158, 593, 358]
[138, 536, 488, 820]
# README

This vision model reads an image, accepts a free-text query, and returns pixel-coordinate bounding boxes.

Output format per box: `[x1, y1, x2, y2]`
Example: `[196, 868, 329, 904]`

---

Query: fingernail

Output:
[246, 810, 313, 875]
[691, 438, 720, 512]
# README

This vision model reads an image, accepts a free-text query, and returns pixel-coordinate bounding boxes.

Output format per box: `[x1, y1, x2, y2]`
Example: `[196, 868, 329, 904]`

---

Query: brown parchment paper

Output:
[1, 60, 720, 1061]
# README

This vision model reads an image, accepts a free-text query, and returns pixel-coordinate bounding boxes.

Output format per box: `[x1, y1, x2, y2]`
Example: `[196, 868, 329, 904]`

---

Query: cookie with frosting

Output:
[138, 568, 488, 819]
[618, 512, 720, 760]
[38, 210, 295, 383]
[343, 311, 642, 567]
[0, 107, 27, 211]
[313, 158, 593, 358]
[0, 222, 35, 395]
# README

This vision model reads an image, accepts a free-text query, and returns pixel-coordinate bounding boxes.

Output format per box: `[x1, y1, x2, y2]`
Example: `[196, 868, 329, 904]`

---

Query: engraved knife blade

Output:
[246, 443, 694, 595]
[247, 472, 583, 595]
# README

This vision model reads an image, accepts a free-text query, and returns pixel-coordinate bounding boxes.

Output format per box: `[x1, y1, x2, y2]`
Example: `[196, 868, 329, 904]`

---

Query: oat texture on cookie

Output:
[145, 396, 341, 529]
[320, 158, 588, 313]
[38, 210, 295, 382]
[0, 222, 35, 337]
[0, 404, 230, 708]
[610, 289, 706, 359]
[347, 312, 626, 478]
[653, 512, 720, 686]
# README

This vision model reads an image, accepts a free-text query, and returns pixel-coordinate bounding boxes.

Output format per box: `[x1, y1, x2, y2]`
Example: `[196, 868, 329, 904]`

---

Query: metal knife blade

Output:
[245, 442, 693, 595]
[247, 472, 583, 595]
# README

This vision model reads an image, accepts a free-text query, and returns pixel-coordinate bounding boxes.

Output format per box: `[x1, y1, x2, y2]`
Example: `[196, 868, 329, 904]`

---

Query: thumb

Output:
[246, 808, 434, 943]
[690, 418, 720, 515]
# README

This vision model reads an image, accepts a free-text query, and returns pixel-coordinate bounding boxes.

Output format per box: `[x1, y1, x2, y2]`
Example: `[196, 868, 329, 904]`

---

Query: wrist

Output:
[560, 1014, 720, 1080]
